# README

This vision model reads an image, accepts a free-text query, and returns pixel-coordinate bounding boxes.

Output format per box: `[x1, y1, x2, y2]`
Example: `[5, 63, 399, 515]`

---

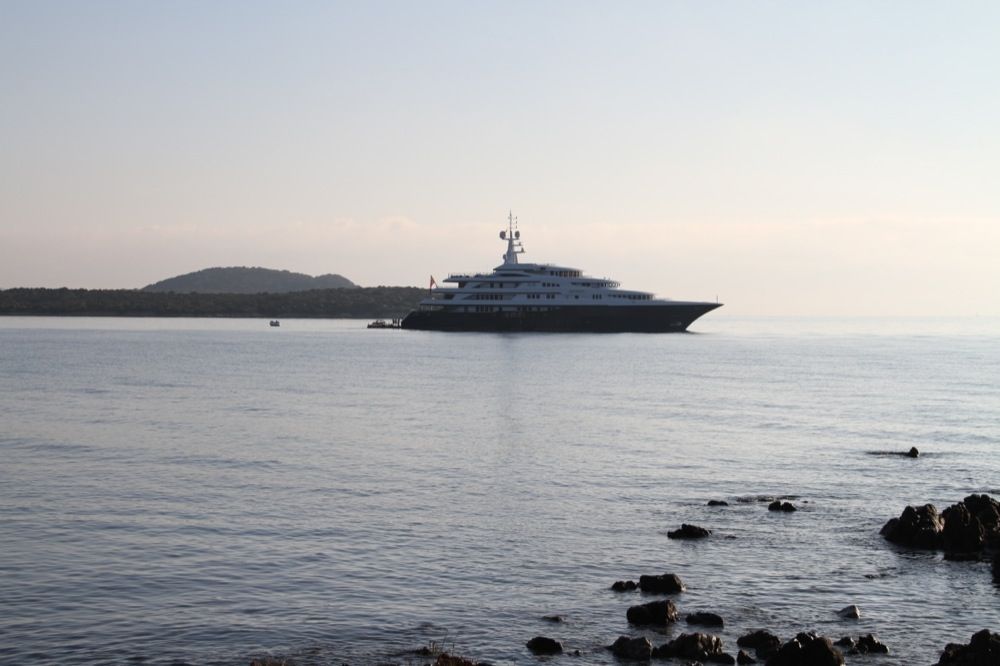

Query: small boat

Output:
[269, 320, 280, 327]
[367, 318, 402, 329]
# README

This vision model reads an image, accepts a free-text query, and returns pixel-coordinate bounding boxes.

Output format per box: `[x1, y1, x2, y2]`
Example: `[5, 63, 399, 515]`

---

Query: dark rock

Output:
[708, 500, 730, 506]
[612, 580, 638, 592]
[833, 637, 855, 648]
[638, 573, 686, 594]
[708, 653, 737, 664]
[766, 632, 844, 666]
[668, 523, 712, 539]
[687, 612, 724, 627]
[435, 654, 477, 666]
[610, 635, 652, 660]
[541, 614, 564, 623]
[942, 502, 987, 555]
[936, 629, 1000, 665]
[963, 494, 1000, 546]
[853, 634, 888, 655]
[880, 503, 944, 549]
[738, 630, 782, 659]
[737, 649, 757, 664]
[664, 633, 723, 660]
[526, 636, 563, 655]
[768, 501, 796, 512]
[907, 446, 920, 457]
[993, 551, 1000, 583]
[627, 599, 678, 625]
[837, 605, 861, 619]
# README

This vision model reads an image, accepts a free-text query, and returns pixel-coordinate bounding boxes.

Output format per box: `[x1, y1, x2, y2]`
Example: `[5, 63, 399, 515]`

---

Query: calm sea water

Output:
[1, 316, 998, 665]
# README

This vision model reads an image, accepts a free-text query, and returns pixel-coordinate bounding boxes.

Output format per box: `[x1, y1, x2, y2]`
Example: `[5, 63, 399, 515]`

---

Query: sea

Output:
[1, 316, 998, 665]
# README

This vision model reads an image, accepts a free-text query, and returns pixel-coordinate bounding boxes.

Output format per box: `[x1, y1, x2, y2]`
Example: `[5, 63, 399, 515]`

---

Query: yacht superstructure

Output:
[400, 213, 721, 332]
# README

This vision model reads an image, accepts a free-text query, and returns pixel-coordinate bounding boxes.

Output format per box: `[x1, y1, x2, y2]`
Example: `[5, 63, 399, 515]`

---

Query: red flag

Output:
[429, 275, 437, 293]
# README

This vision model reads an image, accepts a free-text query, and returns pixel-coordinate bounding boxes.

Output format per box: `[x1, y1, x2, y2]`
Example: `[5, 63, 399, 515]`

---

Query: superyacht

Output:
[401, 214, 721, 332]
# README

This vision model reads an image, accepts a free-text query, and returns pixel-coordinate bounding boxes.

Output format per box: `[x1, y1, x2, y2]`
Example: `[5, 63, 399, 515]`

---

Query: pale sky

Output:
[1, 1, 998, 315]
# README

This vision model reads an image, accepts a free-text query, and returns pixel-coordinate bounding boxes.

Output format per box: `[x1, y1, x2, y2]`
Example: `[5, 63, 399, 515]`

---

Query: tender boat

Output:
[401, 214, 721, 332]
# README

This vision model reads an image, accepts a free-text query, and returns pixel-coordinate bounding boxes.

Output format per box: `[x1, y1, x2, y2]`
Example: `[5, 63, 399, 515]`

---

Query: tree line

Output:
[0, 287, 427, 318]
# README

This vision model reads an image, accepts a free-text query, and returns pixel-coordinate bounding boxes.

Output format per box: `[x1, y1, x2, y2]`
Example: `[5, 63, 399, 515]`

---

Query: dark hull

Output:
[401, 303, 721, 333]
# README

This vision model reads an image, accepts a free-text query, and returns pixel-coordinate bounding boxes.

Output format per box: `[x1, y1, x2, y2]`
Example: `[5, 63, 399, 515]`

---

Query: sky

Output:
[1, 1, 998, 316]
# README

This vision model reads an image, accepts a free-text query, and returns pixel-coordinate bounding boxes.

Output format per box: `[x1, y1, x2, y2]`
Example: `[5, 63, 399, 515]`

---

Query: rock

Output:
[853, 634, 889, 655]
[766, 632, 844, 666]
[627, 599, 679, 625]
[526, 636, 563, 655]
[708, 500, 730, 506]
[611, 580, 638, 592]
[936, 629, 1000, 665]
[837, 605, 861, 619]
[833, 637, 855, 648]
[668, 523, 712, 539]
[660, 633, 723, 660]
[942, 502, 987, 555]
[993, 551, 1000, 583]
[963, 494, 1000, 545]
[610, 635, 652, 660]
[708, 653, 737, 664]
[768, 501, 797, 512]
[638, 573, 686, 594]
[737, 649, 757, 664]
[687, 611, 725, 627]
[541, 614, 564, 623]
[737, 630, 782, 659]
[880, 503, 944, 549]
[907, 446, 920, 457]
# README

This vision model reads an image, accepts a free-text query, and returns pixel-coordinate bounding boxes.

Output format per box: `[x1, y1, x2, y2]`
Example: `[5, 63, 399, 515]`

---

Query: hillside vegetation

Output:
[143, 267, 356, 293]
[0, 287, 424, 318]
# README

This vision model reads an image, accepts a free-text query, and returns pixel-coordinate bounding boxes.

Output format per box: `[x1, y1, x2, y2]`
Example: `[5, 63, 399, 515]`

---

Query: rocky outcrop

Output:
[768, 501, 797, 512]
[611, 580, 638, 592]
[687, 611, 724, 627]
[737, 649, 757, 664]
[737, 630, 782, 660]
[526, 636, 562, 654]
[853, 634, 889, 655]
[653, 633, 723, 661]
[708, 500, 730, 506]
[882, 495, 1000, 557]
[880, 503, 944, 548]
[765, 632, 843, 666]
[907, 446, 920, 457]
[611, 635, 652, 660]
[993, 550, 1000, 583]
[936, 629, 1000, 665]
[638, 573, 686, 594]
[668, 523, 712, 539]
[626, 599, 679, 625]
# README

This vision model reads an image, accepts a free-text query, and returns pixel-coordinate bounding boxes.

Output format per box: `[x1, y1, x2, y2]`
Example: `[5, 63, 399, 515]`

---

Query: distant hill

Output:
[143, 267, 356, 293]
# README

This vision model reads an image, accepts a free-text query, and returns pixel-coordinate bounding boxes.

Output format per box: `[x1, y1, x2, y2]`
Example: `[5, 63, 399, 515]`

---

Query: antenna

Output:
[500, 210, 525, 265]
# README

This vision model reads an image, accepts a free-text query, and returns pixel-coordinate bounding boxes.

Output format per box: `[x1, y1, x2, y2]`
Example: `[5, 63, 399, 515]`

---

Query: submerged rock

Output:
[610, 635, 652, 660]
[768, 501, 797, 512]
[611, 580, 638, 592]
[837, 605, 861, 619]
[852, 634, 889, 655]
[907, 446, 920, 457]
[936, 629, 1000, 665]
[541, 614, 564, 623]
[668, 523, 712, 539]
[626, 599, 679, 625]
[708, 499, 730, 506]
[766, 632, 844, 666]
[526, 636, 562, 655]
[687, 611, 724, 627]
[737, 630, 781, 659]
[638, 573, 686, 594]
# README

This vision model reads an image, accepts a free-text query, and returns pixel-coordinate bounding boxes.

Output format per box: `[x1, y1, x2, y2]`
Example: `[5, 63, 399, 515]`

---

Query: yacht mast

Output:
[500, 210, 524, 265]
